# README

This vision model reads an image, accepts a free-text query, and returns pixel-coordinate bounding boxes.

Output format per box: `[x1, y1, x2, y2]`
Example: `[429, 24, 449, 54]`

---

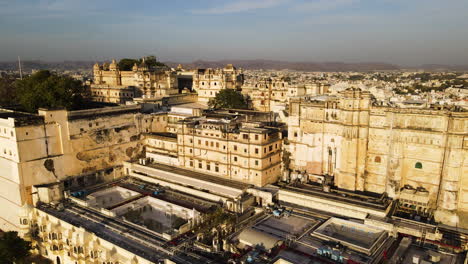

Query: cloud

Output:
[291, 0, 358, 12]
[192, 0, 289, 15]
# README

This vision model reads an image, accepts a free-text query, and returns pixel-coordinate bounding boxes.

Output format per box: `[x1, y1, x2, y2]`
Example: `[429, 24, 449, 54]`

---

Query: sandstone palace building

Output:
[287, 88, 467, 225]
[91, 59, 245, 104]
[92, 59, 179, 103]
[0, 61, 468, 264]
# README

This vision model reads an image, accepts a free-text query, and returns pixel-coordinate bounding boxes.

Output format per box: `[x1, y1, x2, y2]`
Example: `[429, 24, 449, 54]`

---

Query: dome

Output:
[93, 62, 100, 70]
[109, 59, 118, 70]
[132, 63, 139, 71]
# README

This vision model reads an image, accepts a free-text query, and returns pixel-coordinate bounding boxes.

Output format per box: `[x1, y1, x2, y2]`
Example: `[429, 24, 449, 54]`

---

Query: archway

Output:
[56, 256, 61, 264]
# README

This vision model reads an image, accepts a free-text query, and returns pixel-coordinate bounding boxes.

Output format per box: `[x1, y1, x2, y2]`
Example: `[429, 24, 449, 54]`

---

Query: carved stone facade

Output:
[241, 77, 330, 112]
[192, 64, 244, 103]
[92, 60, 179, 103]
[144, 111, 283, 187]
[176, 118, 283, 187]
[288, 88, 468, 225]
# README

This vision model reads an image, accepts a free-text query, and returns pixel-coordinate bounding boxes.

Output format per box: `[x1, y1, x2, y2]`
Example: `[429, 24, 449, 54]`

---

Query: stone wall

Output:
[287, 89, 468, 226]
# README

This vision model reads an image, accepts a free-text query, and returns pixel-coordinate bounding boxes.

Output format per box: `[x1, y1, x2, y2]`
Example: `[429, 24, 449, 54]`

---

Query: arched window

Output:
[374, 156, 381, 163]
[415, 162, 423, 169]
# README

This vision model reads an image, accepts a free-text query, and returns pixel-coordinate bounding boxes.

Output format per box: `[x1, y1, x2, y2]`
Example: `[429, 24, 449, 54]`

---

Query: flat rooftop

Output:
[283, 183, 390, 211]
[37, 202, 212, 264]
[112, 196, 189, 234]
[124, 162, 251, 198]
[400, 245, 465, 264]
[37, 203, 170, 262]
[312, 217, 387, 252]
[144, 162, 250, 191]
[84, 186, 141, 209]
[118, 178, 218, 213]
[251, 214, 318, 240]
[0, 109, 44, 126]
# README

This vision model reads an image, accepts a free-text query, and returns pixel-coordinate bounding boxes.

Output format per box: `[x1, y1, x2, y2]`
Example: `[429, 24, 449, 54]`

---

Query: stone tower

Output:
[335, 88, 371, 191]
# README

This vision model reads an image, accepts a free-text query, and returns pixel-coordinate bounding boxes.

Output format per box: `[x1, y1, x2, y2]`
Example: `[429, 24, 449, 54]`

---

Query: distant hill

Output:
[1, 59, 467, 72]
[0, 60, 94, 72]
[412, 64, 468, 71]
[165, 59, 400, 72]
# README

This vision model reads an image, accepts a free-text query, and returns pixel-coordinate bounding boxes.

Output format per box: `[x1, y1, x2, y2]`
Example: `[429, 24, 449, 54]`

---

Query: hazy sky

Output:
[1, 0, 467, 65]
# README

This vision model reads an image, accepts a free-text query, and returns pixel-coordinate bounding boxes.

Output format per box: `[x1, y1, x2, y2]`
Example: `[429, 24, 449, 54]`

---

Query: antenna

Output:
[18, 56, 23, 80]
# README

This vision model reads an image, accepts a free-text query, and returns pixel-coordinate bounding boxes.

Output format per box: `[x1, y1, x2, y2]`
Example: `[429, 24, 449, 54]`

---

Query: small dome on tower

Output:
[93, 62, 100, 70]
[132, 63, 139, 71]
[109, 59, 118, 70]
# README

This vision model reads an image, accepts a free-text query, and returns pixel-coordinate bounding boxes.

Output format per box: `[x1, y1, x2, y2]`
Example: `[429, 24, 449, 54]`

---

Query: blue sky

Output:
[1, 0, 467, 65]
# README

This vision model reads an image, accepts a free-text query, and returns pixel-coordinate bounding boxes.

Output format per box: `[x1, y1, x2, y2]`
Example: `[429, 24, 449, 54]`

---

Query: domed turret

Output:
[109, 59, 118, 71]
[139, 57, 148, 71]
[132, 63, 139, 71]
[93, 62, 100, 71]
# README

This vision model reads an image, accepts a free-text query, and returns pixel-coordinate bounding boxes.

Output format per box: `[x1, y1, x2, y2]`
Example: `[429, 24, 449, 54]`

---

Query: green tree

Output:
[118, 56, 167, 71]
[0, 75, 17, 107]
[15, 70, 87, 113]
[118, 58, 139, 71]
[208, 89, 248, 109]
[142, 55, 167, 68]
[0, 231, 32, 263]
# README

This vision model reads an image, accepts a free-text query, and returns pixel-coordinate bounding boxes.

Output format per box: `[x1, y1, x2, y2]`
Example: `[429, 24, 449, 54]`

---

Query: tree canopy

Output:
[117, 58, 139, 71]
[144, 55, 167, 68]
[15, 70, 87, 113]
[0, 231, 32, 263]
[118, 56, 167, 71]
[0, 75, 17, 107]
[208, 89, 248, 109]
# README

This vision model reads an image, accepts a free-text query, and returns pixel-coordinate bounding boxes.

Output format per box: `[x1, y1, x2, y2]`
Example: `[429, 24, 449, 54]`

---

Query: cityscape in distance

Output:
[0, 1, 467, 264]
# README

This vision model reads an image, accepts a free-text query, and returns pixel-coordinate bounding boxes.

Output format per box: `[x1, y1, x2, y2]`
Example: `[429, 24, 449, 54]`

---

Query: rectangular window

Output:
[269, 145, 273, 151]
[215, 164, 219, 172]
[198, 140, 201, 145]
[255, 148, 259, 154]
[243, 134, 249, 139]
[234, 145, 237, 151]
[210, 141, 214, 147]
[255, 160, 259, 166]
[216, 142, 219, 148]
[255, 135, 259, 140]
[189, 159, 193, 167]
[207, 164, 211, 170]
[198, 162, 202, 169]
[234, 156, 238, 162]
